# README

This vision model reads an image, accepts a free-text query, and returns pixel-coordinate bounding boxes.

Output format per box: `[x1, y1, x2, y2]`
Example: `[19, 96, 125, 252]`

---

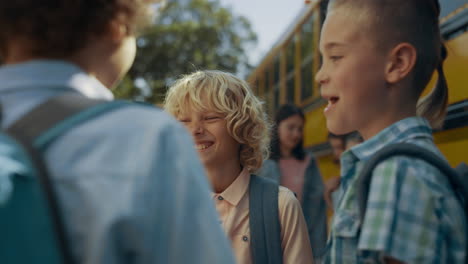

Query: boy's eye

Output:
[178, 118, 190, 123]
[330, 56, 343, 62]
[205, 116, 221, 121]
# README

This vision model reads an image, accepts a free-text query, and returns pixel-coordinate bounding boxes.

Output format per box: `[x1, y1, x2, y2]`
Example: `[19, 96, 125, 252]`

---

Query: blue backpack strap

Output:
[356, 142, 468, 225]
[6, 92, 132, 264]
[0, 134, 62, 264]
[249, 174, 283, 264]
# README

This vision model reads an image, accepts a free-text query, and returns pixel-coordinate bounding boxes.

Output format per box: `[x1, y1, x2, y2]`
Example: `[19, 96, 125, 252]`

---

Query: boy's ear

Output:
[107, 14, 129, 43]
[385, 43, 417, 84]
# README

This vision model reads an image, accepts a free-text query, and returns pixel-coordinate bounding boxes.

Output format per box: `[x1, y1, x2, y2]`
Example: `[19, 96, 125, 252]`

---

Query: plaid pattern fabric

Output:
[325, 117, 467, 264]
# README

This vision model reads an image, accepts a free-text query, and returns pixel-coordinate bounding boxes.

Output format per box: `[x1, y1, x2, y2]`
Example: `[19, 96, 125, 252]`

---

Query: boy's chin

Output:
[327, 120, 353, 136]
[200, 155, 217, 168]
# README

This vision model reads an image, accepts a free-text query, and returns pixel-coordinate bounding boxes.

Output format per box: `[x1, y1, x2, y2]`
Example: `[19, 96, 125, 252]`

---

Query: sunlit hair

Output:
[0, 0, 156, 59]
[164, 70, 271, 172]
[328, 0, 448, 129]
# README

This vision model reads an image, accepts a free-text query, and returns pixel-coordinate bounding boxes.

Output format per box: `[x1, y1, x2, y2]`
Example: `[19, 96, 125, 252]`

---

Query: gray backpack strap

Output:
[249, 174, 283, 264]
[7, 92, 106, 143]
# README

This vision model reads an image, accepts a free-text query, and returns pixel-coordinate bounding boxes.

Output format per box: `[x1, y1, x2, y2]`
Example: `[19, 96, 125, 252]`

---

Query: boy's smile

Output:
[178, 107, 240, 169]
[195, 140, 214, 151]
[322, 94, 340, 115]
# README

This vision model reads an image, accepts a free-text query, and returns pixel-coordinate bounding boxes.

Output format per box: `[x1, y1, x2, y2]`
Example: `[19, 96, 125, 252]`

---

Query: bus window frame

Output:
[298, 7, 322, 107]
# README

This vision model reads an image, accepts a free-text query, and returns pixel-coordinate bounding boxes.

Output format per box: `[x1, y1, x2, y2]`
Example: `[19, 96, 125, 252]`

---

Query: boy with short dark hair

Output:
[0, 1, 235, 263]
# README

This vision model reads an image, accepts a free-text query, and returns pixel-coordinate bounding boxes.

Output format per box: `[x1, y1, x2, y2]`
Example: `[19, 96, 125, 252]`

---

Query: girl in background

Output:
[259, 104, 327, 262]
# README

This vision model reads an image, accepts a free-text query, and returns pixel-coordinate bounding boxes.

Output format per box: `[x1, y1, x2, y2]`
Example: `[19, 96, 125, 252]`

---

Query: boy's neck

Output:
[360, 106, 416, 140]
[206, 161, 243, 193]
[69, 48, 115, 89]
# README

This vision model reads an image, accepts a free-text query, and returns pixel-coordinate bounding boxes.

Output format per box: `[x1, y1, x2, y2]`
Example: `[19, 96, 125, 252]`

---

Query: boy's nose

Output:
[191, 121, 204, 135]
[315, 66, 328, 85]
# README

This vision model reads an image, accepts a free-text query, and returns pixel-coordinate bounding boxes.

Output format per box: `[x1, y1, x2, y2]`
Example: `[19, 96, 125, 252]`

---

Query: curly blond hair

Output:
[164, 70, 271, 172]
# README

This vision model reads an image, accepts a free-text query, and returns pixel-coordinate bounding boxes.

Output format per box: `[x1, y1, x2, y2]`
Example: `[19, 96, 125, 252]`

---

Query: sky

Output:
[219, 0, 306, 66]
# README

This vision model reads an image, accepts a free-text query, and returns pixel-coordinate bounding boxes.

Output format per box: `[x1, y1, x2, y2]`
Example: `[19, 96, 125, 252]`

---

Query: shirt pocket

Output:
[333, 209, 361, 238]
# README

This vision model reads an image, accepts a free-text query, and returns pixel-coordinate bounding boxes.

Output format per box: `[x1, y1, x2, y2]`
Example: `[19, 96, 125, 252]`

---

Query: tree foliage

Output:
[115, 0, 257, 103]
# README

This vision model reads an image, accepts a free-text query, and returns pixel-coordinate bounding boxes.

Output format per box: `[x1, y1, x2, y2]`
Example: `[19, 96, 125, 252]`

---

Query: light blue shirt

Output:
[0, 60, 235, 264]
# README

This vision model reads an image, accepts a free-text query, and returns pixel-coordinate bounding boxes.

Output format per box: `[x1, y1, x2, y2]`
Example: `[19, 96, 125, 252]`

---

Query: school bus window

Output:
[268, 63, 276, 115]
[254, 77, 260, 95]
[439, 1, 465, 19]
[301, 56, 314, 101]
[440, 4, 468, 40]
[265, 67, 272, 102]
[258, 71, 265, 98]
[301, 14, 315, 58]
[274, 56, 280, 87]
[300, 13, 316, 102]
[273, 55, 281, 110]
[286, 39, 295, 75]
[273, 84, 280, 110]
[268, 89, 276, 117]
[263, 91, 271, 115]
[286, 71, 295, 104]
[286, 39, 296, 104]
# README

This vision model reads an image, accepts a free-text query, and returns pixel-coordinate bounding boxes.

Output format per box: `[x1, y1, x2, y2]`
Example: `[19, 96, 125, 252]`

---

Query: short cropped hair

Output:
[164, 70, 271, 172]
[328, 0, 448, 128]
[0, 0, 156, 59]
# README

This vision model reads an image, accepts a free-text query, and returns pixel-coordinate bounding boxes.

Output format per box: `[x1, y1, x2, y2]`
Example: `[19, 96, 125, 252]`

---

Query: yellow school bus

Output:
[247, 0, 468, 182]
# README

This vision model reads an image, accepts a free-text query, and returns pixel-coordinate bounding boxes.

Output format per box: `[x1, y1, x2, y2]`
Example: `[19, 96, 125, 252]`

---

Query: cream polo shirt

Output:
[212, 168, 314, 264]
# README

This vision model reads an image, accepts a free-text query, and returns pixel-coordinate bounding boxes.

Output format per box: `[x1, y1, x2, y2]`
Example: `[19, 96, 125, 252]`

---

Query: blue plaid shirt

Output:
[325, 117, 467, 263]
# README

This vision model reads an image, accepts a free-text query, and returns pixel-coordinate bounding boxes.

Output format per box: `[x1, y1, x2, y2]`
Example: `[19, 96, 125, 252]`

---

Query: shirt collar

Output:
[340, 117, 433, 173]
[0, 60, 114, 100]
[212, 168, 250, 206]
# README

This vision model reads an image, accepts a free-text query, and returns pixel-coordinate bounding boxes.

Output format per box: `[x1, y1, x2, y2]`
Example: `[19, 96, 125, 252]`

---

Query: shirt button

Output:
[218, 196, 224, 201]
[242, 236, 248, 242]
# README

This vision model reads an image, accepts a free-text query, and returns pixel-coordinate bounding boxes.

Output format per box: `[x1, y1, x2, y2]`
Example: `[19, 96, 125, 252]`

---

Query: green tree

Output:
[115, 0, 257, 103]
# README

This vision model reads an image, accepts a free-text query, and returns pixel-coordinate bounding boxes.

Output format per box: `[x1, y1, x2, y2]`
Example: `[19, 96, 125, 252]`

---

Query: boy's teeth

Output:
[196, 144, 208, 150]
[325, 101, 332, 111]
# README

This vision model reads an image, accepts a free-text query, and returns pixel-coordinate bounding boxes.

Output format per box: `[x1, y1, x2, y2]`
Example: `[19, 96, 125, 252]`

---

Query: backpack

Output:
[249, 174, 283, 264]
[356, 143, 468, 263]
[0, 92, 132, 264]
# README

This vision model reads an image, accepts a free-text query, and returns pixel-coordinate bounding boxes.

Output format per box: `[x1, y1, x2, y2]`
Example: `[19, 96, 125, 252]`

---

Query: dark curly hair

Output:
[270, 104, 306, 161]
[0, 0, 154, 60]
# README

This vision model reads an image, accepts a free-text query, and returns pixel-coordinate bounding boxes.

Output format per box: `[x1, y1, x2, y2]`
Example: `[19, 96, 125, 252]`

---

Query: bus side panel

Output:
[304, 103, 328, 147]
[445, 32, 468, 104]
[434, 126, 468, 166]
